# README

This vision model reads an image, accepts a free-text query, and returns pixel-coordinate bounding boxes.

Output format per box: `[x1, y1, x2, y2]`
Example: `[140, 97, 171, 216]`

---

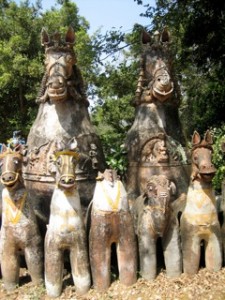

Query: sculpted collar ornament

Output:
[100, 181, 121, 211]
[4, 191, 27, 224]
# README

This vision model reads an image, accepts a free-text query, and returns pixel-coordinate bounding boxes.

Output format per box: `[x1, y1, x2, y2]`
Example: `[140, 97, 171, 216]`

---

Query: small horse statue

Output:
[0, 145, 43, 291]
[23, 26, 105, 225]
[88, 169, 137, 291]
[125, 28, 189, 203]
[180, 130, 222, 274]
[45, 138, 90, 298]
[133, 174, 182, 280]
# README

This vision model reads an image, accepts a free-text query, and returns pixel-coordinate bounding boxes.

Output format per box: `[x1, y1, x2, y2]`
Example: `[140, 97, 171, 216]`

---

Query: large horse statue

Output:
[23, 27, 105, 223]
[125, 28, 190, 206]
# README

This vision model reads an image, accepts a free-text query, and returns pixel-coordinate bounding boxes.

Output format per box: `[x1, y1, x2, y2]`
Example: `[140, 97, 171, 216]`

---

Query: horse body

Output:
[133, 174, 182, 280]
[126, 29, 190, 203]
[45, 140, 90, 298]
[24, 27, 105, 222]
[89, 169, 137, 291]
[180, 130, 222, 274]
[0, 145, 43, 291]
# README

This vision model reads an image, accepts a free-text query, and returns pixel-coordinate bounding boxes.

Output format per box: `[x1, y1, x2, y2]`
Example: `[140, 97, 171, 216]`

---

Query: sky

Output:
[36, 0, 155, 34]
[73, 0, 155, 33]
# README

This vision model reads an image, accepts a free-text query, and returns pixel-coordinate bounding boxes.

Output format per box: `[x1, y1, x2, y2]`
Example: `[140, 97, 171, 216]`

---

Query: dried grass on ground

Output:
[1, 267, 225, 300]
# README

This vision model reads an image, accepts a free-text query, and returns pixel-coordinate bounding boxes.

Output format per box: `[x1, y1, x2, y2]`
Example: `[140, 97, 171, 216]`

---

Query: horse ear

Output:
[1, 144, 8, 153]
[41, 28, 50, 46]
[142, 30, 151, 44]
[65, 26, 75, 46]
[69, 137, 78, 151]
[96, 171, 104, 181]
[169, 181, 176, 196]
[161, 26, 170, 43]
[221, 142, 225, 153]
[55, 140, 65, 151]
[204, 130, 213, 145]
[192, 131, 201, 146]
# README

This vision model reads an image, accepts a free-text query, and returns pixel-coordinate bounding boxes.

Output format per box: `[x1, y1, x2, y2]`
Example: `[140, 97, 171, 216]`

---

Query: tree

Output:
[135, 0, 225, 191]
[0, 0, 98, 142]
[135, 0, 225, 136]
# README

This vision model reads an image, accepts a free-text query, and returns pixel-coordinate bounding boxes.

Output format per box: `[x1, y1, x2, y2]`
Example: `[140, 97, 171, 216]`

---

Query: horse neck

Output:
[3, 181, 25, 198]
[51, 186, 82, 212]
[189, 177, 213, 191]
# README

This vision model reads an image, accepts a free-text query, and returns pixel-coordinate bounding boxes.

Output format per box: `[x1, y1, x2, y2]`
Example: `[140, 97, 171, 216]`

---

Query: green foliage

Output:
[138, 0, 225, 139]
[0, 0, 97, 143]
[212, 125, 225, 192]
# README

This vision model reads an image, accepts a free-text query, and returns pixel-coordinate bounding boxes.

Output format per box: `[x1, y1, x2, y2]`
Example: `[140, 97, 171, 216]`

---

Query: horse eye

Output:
[71, 157, 77, 164]
[56, 158, 61, 166]
[66, 55, 73, 62]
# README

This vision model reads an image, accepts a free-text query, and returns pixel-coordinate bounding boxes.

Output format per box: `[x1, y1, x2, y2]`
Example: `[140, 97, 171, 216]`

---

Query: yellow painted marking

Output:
[4, 192, 27, 224]
[100, 181, 121, 211]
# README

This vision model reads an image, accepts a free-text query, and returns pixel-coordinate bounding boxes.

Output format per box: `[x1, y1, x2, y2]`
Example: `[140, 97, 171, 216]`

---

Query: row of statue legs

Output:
[138, 222, 182, 280]
[89, 211, 137, 291]
[0, 234, 43, 291]
[180, 219, 222, 275]
[45, 230, 90, 297]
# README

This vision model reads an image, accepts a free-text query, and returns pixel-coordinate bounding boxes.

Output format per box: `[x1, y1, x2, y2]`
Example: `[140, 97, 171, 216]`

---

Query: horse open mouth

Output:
[59, 182, 76, 189]
[1, 178, 18, 188]
[58, 176, 76, 190]
[153, 86, 174, 100]
[48, 87, 67, 101]
[200, 173, 215, 181]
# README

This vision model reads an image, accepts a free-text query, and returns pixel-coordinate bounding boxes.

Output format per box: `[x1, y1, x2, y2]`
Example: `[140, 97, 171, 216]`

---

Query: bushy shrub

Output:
[212, 124, 225, 193]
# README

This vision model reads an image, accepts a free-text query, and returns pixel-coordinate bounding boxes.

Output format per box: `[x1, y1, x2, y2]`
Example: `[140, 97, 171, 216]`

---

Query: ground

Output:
[1, 267, 225, 300]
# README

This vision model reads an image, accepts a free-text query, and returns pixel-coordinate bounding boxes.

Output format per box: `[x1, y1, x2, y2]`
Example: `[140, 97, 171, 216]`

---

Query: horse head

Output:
[135, 28, 174, 105]
[38, 26, 88, 105]
[0, 144, 27, 190]
[143, 175, 176, 236]
[191, 130, 216, 182]
[49, 138, 79, 190]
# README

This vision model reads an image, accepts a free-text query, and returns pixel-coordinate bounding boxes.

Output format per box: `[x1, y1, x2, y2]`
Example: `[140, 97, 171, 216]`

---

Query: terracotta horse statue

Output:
[133, 174, 182, 280]
[45, 138, 90, 298]
[89, 169, 137, 291]
[0, 145, 43, 291]
[23, 26, 105, 223]
[180, 130, 222, 274]
[126, 28, 190, 204]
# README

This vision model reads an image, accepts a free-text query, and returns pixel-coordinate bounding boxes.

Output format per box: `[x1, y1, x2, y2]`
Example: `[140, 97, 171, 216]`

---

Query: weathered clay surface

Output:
[126, 29, 190, 206]
[133, 174, 182, 280]
[23, 27, 106, 225]
[89, 169, 137, 291]
[180, 130, 222, 274]
[44, 139, 90, 298]
[0, 145, 43, 291]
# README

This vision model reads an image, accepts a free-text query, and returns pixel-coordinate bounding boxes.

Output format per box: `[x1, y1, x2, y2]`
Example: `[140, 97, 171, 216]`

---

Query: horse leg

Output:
[1, 240, 20, 291]
[181, 222, 201, 274]
[24, 238, 43, 284]
[45, 236, 64, 298]
[138, 230, 157, 280]
[162, 221, 182, 278]
[205, 226, 222, 272]
[117, 213, 137, 285]
[89, 214, 111, 291]
[70, 231, 90, 295]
